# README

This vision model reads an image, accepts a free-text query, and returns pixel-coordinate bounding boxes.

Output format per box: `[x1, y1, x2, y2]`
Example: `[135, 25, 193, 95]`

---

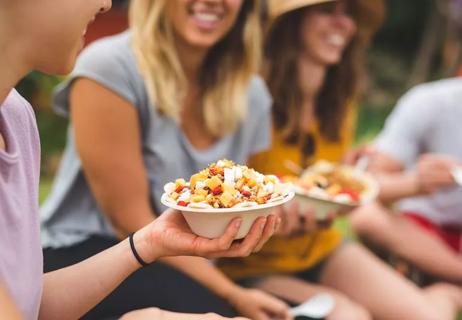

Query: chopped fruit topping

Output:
[177, 201, 189, 207]
[212, 186, 223, 195]
[164, 159, 291, 209]
[338, 189, 360, 202]
[206, 176, 222, 191]
[294, 161, 368, 204]
[240, 189, 251, 197]
[175, 185, 185, 193]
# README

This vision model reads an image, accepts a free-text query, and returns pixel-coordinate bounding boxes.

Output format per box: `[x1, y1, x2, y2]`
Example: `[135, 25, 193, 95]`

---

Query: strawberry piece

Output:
[339, 189, 360, 202]
[175, 185, 185, 193]
[212, 186, 223, 195]
[240, 189, 251, 197]
[177, 201, 189, 207]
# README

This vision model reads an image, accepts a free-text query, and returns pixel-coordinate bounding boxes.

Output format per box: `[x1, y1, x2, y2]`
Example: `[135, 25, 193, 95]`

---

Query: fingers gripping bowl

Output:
[161, 160, 294, 239]
[291, 161, 379, 220]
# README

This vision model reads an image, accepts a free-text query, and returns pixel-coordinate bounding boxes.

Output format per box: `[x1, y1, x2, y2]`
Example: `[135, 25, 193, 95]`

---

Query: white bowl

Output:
[161, 192, 294, 239]
[292, 172, 379, 220]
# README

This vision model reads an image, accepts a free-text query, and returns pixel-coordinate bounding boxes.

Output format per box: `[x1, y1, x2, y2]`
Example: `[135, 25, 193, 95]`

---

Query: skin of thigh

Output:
[253, 275, 371, 320]
[319, 242, 457, 320]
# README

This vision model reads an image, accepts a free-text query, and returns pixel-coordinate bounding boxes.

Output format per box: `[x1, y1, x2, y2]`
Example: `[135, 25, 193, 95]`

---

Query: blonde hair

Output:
[130, 0, 262, 138]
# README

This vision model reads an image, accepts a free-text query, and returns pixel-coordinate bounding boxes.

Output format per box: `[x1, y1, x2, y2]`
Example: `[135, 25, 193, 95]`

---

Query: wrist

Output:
[132, 228, 160, 265]
[222, 285, 245, 306]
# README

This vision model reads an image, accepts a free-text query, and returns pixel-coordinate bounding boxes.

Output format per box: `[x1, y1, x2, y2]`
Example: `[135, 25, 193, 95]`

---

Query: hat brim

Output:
[269, 0, 337, 20]
[268, 0, 385, 42]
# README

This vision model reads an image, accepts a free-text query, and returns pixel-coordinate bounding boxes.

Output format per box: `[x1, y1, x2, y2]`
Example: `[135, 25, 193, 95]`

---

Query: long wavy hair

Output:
[265, 1, 380, 143]
[129, 0, 261, 138]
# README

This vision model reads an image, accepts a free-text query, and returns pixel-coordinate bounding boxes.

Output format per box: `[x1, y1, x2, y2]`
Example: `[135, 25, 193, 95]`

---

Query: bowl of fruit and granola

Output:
[161, 159, 294, 239]
[291, 161, 379, 220]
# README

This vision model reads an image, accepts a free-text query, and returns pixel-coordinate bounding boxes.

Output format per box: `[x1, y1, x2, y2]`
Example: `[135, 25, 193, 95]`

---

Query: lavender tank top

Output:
[0, 89, 42, 319]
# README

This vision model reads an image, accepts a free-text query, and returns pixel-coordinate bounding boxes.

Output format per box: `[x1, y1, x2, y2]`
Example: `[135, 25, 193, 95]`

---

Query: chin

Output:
[186, 34, 222, 49]
[319, 53, 342, 66]
[41, 59, 76, 76]
[58, 51, 80, 75]
[326, 58, 342, 66]
[38, 45, 79, 75]
[57, 63, 76, 75]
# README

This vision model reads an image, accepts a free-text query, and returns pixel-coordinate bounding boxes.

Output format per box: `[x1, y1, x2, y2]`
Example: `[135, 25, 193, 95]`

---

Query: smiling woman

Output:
[130, 0, 259, 139]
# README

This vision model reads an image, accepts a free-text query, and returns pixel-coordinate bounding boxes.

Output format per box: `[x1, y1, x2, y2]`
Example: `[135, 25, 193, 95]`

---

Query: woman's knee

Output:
[349, 202, 390, 237]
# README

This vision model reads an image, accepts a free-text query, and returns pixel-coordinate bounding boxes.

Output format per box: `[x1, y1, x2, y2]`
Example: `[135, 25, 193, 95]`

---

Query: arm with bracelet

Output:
[39, 209, 262, 320]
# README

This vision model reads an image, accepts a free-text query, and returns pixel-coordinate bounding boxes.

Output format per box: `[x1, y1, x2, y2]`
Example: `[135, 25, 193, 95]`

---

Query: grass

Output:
[39, 177, 53, 204]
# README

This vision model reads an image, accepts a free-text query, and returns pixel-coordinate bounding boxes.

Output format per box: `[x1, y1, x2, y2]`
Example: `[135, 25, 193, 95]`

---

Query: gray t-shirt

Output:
[375, 78, 462, 227]
[40, 31, 272, 248]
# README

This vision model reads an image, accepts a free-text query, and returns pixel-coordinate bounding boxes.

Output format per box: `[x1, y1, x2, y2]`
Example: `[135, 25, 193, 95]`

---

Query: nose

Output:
[332, 13, 357, 33]
[100, 0, 112, 13]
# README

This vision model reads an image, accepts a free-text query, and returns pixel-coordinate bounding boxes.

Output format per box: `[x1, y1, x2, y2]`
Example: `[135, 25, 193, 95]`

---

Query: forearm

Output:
[161, 256, 240, 301]
[39, 236, 144, 320]
[376, 172, 420, 203]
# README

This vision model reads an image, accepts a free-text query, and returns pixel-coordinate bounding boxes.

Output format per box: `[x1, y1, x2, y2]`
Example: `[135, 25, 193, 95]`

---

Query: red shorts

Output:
[402, 212, 462, 253]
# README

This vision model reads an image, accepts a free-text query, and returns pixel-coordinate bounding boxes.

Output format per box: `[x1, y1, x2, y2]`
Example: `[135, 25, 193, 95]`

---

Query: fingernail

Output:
[235, 219, 242, 229]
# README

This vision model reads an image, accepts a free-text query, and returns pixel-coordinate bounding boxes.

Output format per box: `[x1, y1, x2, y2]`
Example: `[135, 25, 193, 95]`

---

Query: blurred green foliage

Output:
[16, 72, 68, 178]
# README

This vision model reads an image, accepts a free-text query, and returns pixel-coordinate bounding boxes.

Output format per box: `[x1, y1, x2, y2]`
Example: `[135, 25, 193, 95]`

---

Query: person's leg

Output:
[350, 202, 462, 283]
[43, 236, 237, 319]
[252, 276, 371, 320]
[320, 242, 462, 320]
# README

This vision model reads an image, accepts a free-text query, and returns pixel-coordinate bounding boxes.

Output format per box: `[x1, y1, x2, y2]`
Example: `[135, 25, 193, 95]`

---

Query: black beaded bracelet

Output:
[129, 233, 149, 267]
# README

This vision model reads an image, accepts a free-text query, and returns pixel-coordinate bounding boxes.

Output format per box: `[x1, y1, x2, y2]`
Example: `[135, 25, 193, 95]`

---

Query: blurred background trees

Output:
[354, 0, 462, 141]
[16, 0, 462, 185]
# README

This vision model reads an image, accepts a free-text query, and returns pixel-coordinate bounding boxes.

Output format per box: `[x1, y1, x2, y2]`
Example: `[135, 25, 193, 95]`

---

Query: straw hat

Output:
[267, 0, 385, 41]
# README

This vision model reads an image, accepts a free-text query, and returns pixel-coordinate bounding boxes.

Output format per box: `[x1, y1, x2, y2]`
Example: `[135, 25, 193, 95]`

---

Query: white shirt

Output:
[375, 78, 462, 227]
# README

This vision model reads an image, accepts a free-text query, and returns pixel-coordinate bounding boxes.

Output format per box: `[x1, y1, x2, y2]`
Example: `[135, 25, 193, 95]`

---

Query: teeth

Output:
[327, 34, 346, 47]
[194, 12, 219, 22]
